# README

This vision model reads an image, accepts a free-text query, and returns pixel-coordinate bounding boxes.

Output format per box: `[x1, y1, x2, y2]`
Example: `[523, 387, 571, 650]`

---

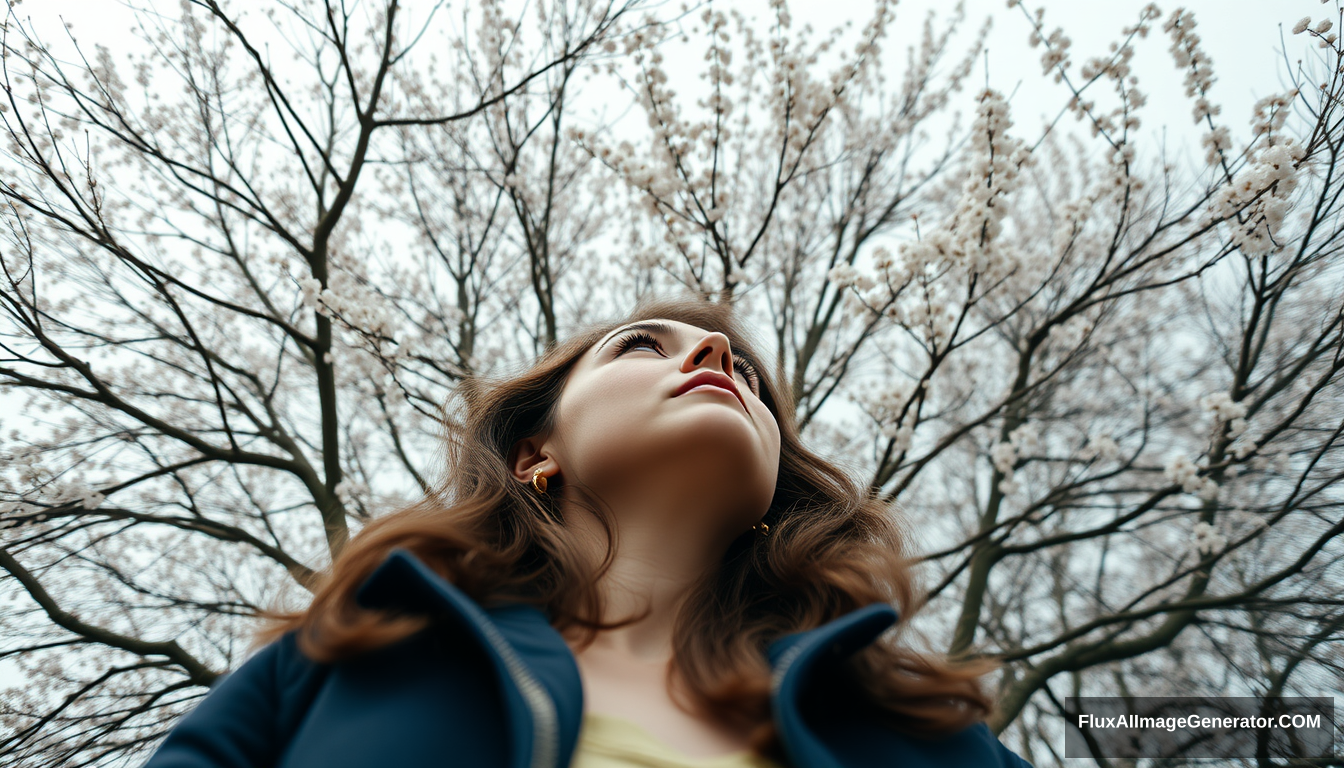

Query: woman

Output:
[142, 295, 1033, 768]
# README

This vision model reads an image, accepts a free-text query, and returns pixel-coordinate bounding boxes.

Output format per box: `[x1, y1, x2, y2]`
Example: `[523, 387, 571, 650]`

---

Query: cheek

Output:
[555, 368, 655, 440]
[764, 414, 782, 466]
[759, 406, 782, 468]
[752, 397, 780, 440]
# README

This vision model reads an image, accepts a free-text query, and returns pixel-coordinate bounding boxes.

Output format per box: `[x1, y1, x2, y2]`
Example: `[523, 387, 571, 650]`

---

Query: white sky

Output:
[793, 0, 1318, 160]
[15, 0, 1321, 143]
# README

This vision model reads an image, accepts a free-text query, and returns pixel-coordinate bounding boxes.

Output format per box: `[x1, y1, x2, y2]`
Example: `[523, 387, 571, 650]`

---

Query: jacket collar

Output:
[355, 548, 899, 768]
[765, 604, 899, 768]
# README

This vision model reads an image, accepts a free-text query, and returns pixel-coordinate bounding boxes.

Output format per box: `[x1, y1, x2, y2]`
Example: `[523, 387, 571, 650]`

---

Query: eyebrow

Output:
[593, 321, 678, 356]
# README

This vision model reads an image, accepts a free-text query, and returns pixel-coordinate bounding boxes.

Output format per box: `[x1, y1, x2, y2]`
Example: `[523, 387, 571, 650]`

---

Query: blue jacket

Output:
[143, 548, 1033, 768]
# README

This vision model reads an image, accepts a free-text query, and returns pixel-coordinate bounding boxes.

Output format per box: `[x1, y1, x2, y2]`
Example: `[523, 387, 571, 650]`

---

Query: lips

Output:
[673, 370, 747, 412]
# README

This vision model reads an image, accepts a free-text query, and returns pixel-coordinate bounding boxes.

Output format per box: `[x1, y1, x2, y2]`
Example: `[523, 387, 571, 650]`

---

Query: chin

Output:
[669, 412, 762, 456]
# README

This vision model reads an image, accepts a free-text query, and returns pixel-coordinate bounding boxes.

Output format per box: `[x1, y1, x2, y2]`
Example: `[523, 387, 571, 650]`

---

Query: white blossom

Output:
[1047, 316, 1094, 351]
[828, 263, 860, 288]
[1165, 454, 1197, 486]
[1009, 421, 1040, 455]
[991, 440, 1018, 474]
[1039, 27, 1072, 75]
[881, 420, 915, 453]
[1206, 138, 1304, 256]
[949, 90, 1030, 277]
[298, 277, 321, 309]
[1251, 90, 1298, 137]
[1199, 392, 1248, 423]
[1232, 431, 1262, 460]
[1190, 520, 1227, 555]
[1201, 126, 1231, 162]
[1165, 9, 1215, 100]
[1080, 435, 1121, 463]
[1164, 453, 1218, 499]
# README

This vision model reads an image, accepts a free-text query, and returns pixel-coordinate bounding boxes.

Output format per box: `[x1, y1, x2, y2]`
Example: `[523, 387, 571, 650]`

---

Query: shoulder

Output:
[959, 722, 1035, 768]
[810, 706, 1034, 768]
[209, 630, 331, 712]
[143, 632, 331, 768]
[836, 721, 1034, 768]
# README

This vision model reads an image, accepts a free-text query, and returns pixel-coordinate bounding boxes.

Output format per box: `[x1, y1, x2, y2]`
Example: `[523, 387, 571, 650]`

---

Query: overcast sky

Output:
[804, 0, 1317, 158]
[15, 0, 1320, 146]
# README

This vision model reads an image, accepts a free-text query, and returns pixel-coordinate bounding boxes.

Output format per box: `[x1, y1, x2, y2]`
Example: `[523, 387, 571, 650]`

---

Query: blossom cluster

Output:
[881, 412, 917, 454]
[1164, 453, 1219, 500]
[993, 421, 1040, 496]
[943, 89, 1030, 281]
[1036, 25, 1071, 78]
[1039, 3, 1157, 141]
[884, 274, 962, 346]
[969, 89, 1029, 215]
[477, 0, 524, 82]
[828, 246, 921, 329]
[1207, 139, 1304, 257]
[297, 271, 397, 341]
[1162, 8, 1233, 169]
[1079, 434, 1121, 463]
[7, 448, 51, 488]
[890, 88, 1028, 326]
[1046, 314, 1095, 355]
[1164, 10, 1214, 105]
[1292, 14, 1338, 48]
[856, 375, 922, 453]
[1190, 520, 1227, 556]
[2, 437, 108, 513]
[575, 0, 898, 290]
[1198, 391, 1248, 440]
[826, 262, 876, 293]
[1250, 90, 1297, 139]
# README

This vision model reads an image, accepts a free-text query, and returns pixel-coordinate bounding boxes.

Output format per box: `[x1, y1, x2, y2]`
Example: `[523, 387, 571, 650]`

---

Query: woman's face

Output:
[544, 318, 781, 539]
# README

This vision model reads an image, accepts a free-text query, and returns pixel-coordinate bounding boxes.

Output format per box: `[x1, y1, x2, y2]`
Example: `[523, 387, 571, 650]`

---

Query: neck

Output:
[559, 492, 736, 662]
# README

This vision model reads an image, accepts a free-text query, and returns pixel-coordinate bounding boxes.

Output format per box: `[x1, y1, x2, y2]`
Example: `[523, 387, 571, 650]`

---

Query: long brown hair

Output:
[256, 294, 995, 757]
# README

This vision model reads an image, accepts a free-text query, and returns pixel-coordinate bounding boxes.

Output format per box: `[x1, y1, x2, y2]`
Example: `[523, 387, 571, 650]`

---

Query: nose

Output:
[681, 331, 737, 379]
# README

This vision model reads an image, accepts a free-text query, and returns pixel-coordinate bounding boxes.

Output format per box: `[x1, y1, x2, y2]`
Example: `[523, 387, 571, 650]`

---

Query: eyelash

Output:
[611, 331, 761, 392]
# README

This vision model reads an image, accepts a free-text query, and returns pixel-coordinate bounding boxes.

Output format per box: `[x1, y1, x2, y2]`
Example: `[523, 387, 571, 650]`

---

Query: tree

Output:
[1, 1, 1340, 766]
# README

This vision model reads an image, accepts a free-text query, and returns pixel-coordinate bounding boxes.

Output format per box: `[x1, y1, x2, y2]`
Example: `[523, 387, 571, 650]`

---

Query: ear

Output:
[508, 434, 553, 486]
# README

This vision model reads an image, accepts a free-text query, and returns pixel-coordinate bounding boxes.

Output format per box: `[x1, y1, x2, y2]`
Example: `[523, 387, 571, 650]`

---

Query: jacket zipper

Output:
[474, 617, 560, 768]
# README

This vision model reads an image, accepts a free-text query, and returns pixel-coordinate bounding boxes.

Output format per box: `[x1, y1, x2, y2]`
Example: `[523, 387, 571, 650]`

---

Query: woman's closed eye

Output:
[611, 330, 760, 395]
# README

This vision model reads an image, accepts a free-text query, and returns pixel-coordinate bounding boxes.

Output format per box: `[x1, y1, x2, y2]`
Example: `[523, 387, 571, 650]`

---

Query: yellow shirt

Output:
[570, 712, 787, 768]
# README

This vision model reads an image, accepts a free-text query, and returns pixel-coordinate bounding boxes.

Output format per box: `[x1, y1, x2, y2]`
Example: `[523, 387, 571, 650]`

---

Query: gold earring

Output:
[531, 467, 548, 495]
[752, 521, 769, 537]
